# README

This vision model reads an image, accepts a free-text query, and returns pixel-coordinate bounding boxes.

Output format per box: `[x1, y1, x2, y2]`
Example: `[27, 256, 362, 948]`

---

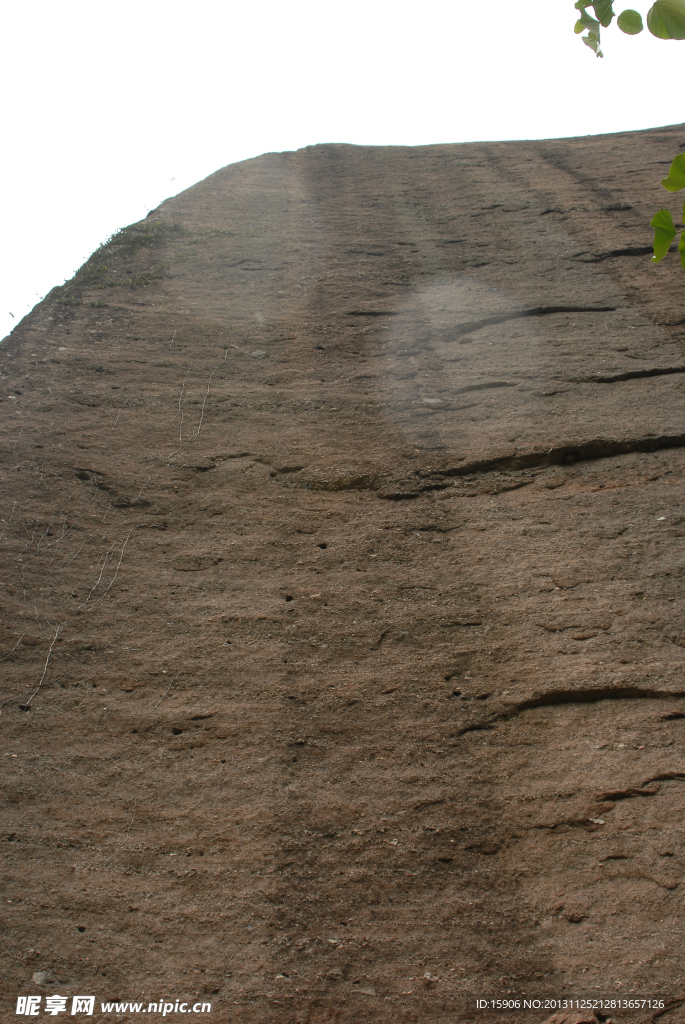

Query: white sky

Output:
[1, 0, 683, 343]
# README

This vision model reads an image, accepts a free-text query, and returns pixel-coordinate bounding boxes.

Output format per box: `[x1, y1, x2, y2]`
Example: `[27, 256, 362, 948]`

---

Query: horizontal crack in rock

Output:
[596, 784, 661, 801]
[584, 366, 685, 384]
[529, 816, 605, 832]
[454, 381, 518, 394]
[345, 310, 399, 317]
[516, 686, 685, 711]
[450, 433, 685, 484]
[457, 721, 495, 735]
[582, 246, 656, 261]
[451, 305, 616, 338]
[595, 773, 685, 803]
[447, 433, 685, 475]
[643, 771, 685, 785]
[379, 433, 685, 499]
[455, 689, 685, 738]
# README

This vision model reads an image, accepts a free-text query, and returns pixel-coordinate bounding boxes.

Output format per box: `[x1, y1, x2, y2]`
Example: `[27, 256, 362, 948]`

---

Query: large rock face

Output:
[2, 126, 685, 1023]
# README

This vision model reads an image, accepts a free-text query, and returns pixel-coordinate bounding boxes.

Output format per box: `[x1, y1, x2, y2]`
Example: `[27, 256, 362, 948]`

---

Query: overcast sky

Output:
[1, 0, 682, 343]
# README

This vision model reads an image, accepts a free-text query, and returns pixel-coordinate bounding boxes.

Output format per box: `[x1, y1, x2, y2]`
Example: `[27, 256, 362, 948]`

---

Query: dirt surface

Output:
[2, 125, 685, 1024]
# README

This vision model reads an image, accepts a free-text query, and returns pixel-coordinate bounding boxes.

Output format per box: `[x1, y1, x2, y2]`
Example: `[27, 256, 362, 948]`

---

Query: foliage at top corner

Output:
[572, 0, 685, 272]
[574, 0, 685, 56]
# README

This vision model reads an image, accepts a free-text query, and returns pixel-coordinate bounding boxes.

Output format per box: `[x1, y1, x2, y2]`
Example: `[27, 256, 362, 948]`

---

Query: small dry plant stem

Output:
[89, 474, 102, 503]
[79, 543, 116, 609]
[1, 631, 26, 662]
[42, 516, 72, 560]
[35, 517, 55, 553]
[165, 350, 227, 464]
[109, 399, 129, 434]
[134, 475, 151, 501]
[0, 501, 18, 545]
[20, 521, 39, 556]
[104, 802, 137, 866]
[173, 367, 192, 443]
[57, 539, 85, 574]
[193, 349, 227, 440]
[87, 530, 133, 610]
[24, 623, 62, 707]
[151, 672, 178, 711]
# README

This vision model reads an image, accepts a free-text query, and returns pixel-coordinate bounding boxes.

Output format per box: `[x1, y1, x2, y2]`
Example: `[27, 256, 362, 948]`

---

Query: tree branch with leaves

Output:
[575, 0, 685, 55]
[651, 157, 685, 269]
[574, 0, 685, 269]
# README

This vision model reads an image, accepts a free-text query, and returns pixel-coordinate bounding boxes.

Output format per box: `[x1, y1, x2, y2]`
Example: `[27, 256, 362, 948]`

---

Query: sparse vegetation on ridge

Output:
[50, 221, 189, 304]
[50, 222, 241, 307]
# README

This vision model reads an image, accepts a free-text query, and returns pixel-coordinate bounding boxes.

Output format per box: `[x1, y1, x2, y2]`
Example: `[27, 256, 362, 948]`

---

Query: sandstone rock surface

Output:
[2, 126, 685, 1022]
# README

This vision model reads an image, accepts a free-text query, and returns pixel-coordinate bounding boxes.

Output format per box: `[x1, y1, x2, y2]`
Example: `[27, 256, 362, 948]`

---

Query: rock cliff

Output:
[2, 126, 685, 1022]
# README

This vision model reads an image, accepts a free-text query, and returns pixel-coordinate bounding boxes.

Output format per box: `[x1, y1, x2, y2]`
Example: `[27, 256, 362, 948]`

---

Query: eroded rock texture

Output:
[2, 126, 685, 1023]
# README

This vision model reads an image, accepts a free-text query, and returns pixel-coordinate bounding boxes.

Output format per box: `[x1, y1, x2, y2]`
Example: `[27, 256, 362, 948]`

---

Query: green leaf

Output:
[662, 153, 685, 192]
[575, 17, 587, 30]
[582, 30, 604, 53]
[592, 0, 615, 26]
[647, 0, 685, 38]
[617, 8, 644, 32]
[679, 231, 685, 271]
[651, 209, 677, 262]
[577, 8, 601, 27]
